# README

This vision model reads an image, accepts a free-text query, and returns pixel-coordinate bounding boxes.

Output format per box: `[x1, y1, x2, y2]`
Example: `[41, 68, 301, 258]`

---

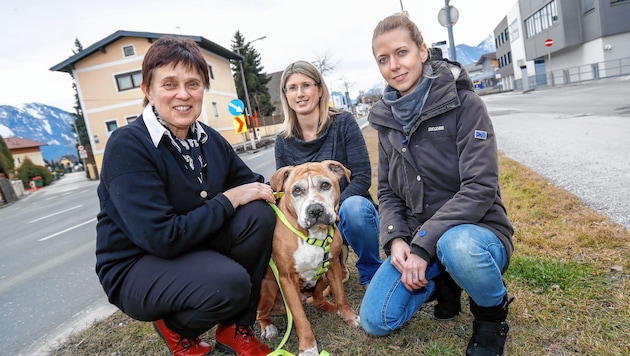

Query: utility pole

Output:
[71, 120, 87, 174]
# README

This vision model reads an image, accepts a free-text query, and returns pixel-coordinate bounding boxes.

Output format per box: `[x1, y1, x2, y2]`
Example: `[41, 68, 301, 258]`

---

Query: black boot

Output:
[432, 273, 462, 320]
[466, 294, 514, 356]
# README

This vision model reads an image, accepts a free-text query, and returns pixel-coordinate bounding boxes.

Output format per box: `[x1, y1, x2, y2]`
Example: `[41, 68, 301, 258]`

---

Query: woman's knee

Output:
[359, 305, 390, 336]
[339, 196, 365, 216]
[339, 196, 378, 231]
[244, 200, 276, 231]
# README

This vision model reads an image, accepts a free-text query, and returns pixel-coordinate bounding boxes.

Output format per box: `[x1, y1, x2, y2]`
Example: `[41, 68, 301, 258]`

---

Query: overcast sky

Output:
[1, 0, 517, 112]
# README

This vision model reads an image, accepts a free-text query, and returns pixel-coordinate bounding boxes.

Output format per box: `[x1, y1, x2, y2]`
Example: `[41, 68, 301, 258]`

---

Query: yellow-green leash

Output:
[266, 199, 331, 356]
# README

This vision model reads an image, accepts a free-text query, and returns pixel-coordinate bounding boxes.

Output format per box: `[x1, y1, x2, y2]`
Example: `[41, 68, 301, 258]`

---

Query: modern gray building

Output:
[493, 0, 630, 90]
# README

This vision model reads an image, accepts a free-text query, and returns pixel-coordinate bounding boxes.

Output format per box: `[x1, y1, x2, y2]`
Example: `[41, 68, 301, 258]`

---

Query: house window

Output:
[212, 102, 219, 117]
[126, 115, 138, 124]
[208, 65, 215, 80]
[122, 45, 136, 57]
[105, 120, 118, 135]
[115, 70, 142, 91]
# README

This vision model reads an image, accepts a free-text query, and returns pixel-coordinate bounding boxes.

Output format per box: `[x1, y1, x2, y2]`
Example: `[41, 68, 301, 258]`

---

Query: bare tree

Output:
[312, 51, 341, 77]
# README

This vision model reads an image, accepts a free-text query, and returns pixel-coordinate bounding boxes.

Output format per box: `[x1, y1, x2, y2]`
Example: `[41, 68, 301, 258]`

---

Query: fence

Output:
[513, 56, 630, 91]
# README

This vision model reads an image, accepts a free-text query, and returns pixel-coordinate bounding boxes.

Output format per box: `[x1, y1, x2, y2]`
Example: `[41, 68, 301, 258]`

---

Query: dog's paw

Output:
[260, 324, 278, 340]
[298, 344, 319, 356]
[338, 309, 360, 327]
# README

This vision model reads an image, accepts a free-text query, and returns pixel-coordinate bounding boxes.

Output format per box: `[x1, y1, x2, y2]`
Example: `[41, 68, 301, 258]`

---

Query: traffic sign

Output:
[77, 145, 84, 151]
[228, 99, 245, 116]
[545, 38, 553, 47]
[233, 115, 248, 134]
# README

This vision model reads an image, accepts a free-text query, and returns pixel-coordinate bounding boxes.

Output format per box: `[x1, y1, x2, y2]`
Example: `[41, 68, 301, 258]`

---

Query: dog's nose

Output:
[307, 203, 325, 220]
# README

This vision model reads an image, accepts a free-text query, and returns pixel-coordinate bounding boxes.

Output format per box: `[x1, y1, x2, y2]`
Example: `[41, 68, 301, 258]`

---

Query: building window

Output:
[122, 45, 136, 57]
[582, 0, 596, 13]
[524, 0, 558, 38]
[126, 115, 138, 124]
[115, 70, 142, 91]
[211, 102, 219, 117]
[509, 19, 520, 42]
[208, 65, 215, 80]
[105, 120, 118, 135]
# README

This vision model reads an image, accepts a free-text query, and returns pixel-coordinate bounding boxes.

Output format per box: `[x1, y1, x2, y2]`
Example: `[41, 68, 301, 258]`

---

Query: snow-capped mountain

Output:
[0, 103, 77, 163]
[454, 35, 496, 65]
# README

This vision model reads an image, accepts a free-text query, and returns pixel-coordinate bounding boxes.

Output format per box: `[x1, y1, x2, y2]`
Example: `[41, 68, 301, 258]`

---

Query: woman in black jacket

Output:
[360, 13, 515, 356]
[96, 36, 275, 356]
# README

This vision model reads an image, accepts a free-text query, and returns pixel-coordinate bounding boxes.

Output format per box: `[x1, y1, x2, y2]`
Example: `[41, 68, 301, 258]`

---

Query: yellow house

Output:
[5, 137, 47, 168]
[50, 30, 245, 173]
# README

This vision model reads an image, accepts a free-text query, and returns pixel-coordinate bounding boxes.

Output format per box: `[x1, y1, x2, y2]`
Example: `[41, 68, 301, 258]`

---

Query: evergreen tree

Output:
[68, 38, 94, 167]
[230, 31, 275, 118]
[0, 135, 14, 177]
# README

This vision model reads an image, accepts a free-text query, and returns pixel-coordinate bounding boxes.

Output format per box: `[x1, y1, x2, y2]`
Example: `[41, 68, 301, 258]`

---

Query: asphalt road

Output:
[482, 76, 630, 229]
[0, 173, 115, 356]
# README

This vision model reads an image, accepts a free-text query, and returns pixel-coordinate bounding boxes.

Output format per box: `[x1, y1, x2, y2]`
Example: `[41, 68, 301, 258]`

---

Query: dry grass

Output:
[49, 126, 630, 355]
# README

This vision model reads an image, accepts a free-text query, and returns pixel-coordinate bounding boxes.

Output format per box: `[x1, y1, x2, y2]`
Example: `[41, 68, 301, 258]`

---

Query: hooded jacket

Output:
[368, 59, 514, 270]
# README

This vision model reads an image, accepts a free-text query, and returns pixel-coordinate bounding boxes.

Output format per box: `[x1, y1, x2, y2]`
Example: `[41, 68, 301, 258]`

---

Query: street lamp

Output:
[237, 36, 266, 146]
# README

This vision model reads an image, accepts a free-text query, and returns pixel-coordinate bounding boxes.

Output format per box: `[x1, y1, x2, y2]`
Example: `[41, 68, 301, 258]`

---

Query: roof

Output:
[266, 71, 283, 100]
[50, 30, 243, 74]
[60, 154, 79, 163]
[475, 52, 497, 66]
[5, 137, 48, 149]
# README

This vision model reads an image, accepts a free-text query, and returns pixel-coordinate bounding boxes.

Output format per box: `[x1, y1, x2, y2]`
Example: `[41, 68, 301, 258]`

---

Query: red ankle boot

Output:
[215, 323, 272, 356]
[153, 319, 212, 356]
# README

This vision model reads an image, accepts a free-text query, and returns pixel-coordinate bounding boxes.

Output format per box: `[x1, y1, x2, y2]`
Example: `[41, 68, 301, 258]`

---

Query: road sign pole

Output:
[241, 133, 247, 151]
[545, 38, 553, 84]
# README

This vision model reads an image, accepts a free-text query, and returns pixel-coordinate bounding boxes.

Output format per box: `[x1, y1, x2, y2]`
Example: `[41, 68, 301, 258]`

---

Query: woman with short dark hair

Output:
[96, 36, 275, 356]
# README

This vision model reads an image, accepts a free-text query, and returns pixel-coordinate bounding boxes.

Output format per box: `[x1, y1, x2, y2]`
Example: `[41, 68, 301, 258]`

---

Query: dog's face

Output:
[270, 160, 351, 230]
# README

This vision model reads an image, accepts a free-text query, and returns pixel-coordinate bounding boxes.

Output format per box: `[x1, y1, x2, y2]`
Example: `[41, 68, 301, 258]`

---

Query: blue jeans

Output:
[337, 196, 383, 286]
[360, 224, 507, 336]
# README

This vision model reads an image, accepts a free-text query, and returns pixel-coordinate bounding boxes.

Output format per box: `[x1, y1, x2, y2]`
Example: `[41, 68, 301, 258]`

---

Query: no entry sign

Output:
[545, 38, 553, 47]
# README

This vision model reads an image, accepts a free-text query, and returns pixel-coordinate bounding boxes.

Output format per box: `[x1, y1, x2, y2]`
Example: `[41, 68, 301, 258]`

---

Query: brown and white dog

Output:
[257, 160, 360, 356]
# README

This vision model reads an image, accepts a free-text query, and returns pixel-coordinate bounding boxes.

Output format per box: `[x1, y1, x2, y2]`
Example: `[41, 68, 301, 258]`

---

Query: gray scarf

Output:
[383, 66, 434, 135]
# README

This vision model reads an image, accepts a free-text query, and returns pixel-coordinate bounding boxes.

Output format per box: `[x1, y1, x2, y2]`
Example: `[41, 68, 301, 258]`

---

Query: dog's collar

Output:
[267, 202, 334, 281]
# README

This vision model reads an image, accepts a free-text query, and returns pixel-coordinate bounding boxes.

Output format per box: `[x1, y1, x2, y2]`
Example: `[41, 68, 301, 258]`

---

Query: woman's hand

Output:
[390, 238, 429, 291]
[223, 182, 276, 209]
[401, 254, 429, 291]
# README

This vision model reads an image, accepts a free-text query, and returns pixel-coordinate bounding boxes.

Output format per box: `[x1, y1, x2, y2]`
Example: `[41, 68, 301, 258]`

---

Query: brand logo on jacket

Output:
[428, 125, 445, 132]
[474, 130, 488, 140]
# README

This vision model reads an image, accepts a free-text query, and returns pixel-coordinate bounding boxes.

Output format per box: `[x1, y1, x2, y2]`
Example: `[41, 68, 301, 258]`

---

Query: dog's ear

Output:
[269, 166, 293, 192]
[322, 160, 351, 183]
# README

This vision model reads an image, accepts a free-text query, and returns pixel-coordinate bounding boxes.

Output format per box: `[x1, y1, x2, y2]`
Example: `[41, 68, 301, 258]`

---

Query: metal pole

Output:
[445, 0, 457, 61]
[547, 45, 552, 85]
[72, 121, 87, 173]
[238, 51, 256, 149]
[237, 36, 265, 149]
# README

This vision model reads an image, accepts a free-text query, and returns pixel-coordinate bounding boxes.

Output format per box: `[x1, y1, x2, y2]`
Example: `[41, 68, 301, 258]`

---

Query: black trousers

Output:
[116, 200, 275, 338]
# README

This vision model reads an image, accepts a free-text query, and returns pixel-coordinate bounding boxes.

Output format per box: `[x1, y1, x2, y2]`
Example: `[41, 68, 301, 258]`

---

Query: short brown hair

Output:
[141, 36, 210, 107]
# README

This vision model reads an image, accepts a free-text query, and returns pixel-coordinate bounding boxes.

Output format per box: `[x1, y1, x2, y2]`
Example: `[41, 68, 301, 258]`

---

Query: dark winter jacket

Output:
[274, 111, 373, 205]
[368, 59, 514, 270]
[95, 105, 263, 302]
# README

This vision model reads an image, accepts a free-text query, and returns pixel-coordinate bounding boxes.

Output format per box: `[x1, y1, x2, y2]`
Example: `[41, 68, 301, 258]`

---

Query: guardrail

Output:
[514, 56, 630, 90]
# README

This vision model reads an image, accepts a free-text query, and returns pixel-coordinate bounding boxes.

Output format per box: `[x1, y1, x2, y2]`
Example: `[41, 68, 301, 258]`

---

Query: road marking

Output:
[29, 205, 84, 223]
[38, 218, 97, 241]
